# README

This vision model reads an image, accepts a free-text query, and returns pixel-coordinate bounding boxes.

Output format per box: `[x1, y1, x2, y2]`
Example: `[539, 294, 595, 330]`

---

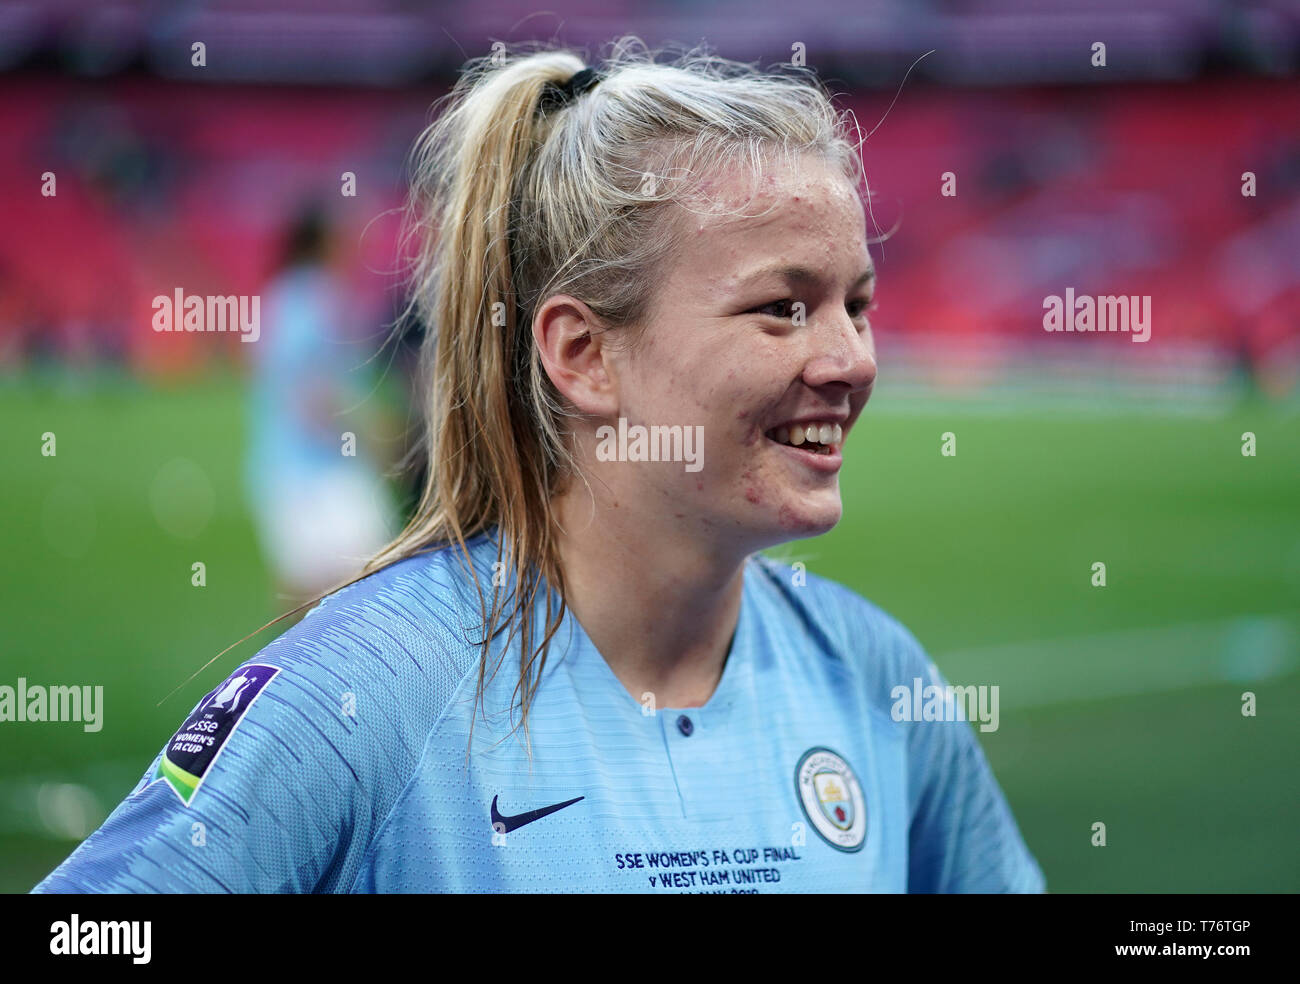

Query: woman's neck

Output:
[551, 491, 747, 709]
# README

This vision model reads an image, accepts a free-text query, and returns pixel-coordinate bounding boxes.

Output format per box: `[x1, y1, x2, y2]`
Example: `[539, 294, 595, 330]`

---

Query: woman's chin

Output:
[771, 497, 842, 539]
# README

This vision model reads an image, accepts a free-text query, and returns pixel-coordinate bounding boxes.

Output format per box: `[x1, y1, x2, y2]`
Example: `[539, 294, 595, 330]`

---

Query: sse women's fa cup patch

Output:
[153, 664, 280, 806]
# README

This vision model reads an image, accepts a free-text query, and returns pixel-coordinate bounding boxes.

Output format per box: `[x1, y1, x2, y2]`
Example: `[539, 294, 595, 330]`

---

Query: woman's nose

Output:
[803, 315, 876, 392]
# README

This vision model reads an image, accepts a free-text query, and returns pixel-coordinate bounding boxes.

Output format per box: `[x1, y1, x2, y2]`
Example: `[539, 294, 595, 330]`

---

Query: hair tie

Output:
[537, 67, 602, 114]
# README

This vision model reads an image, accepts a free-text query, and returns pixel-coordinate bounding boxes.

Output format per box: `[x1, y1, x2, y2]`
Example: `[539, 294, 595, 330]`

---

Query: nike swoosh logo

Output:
[490, 794, 585, 833]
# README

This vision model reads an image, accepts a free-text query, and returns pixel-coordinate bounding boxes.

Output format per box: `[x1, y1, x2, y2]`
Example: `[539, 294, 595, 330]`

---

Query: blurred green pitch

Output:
[2, 371, 1296, 892]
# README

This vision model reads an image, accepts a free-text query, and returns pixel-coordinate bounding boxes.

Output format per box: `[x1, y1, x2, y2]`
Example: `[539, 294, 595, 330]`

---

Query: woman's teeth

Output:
[769, 422, 843, 449]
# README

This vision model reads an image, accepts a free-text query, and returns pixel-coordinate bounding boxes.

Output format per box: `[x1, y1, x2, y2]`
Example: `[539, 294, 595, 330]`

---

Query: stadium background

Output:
[1, 0, 1298, 892]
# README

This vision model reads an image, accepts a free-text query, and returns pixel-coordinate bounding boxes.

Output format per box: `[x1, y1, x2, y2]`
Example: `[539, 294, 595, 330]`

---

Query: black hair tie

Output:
[537, 67, 602, 114]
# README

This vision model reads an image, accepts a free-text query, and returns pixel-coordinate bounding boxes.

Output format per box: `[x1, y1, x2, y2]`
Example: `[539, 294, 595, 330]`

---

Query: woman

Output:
[33, 40, 1045, 893]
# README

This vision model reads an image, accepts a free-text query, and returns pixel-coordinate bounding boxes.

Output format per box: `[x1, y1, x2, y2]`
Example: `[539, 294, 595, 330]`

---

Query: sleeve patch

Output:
[152, 664, 281, 806]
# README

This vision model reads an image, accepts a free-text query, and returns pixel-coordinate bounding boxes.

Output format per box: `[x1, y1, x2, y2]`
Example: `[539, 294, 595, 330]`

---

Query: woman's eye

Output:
[751, 298, 796, 319]
[750, 297, 876, 322]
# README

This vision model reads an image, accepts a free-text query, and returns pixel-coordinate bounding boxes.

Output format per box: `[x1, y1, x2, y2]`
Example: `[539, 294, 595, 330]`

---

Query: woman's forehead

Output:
[669, 167, 867, 283]
[683, 154, 857, 221]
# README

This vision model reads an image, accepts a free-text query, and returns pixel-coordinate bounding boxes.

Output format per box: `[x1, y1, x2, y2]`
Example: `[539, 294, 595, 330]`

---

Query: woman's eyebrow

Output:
[733, 263, 875, 291]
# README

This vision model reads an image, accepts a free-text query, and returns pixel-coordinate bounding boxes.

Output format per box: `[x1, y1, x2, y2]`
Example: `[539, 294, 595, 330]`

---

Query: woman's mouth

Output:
[762, 421, 846, 474]
[764, 421, 843, 455]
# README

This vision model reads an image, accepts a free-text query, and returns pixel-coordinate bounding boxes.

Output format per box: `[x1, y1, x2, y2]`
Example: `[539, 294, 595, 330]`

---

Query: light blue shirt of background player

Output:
[244, 262, 367, 505]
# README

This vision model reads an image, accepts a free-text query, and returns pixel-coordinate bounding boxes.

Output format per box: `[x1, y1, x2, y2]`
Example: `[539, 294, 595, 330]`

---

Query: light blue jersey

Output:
[32, 529, 1045, 893]
[244, 264, 365, 502]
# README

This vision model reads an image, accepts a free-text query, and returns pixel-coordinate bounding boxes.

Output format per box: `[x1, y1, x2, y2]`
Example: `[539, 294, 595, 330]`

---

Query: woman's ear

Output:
[532, 294, 620, 416]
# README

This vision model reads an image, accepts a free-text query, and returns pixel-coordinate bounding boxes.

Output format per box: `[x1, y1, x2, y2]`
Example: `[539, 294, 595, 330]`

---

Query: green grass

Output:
[1, 369, 1296, 892]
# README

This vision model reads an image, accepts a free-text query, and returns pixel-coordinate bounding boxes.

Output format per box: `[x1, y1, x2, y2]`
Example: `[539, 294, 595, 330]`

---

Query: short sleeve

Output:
[903, 656, 1046, 893]
[30, 659, 353, 894]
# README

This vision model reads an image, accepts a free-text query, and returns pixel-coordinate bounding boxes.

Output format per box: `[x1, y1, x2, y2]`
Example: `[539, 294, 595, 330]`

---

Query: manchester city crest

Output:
[795, 746, 866, 852]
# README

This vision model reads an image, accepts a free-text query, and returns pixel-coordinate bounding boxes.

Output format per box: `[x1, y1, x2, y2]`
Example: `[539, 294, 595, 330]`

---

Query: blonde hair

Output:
[240, 37, 866, 760]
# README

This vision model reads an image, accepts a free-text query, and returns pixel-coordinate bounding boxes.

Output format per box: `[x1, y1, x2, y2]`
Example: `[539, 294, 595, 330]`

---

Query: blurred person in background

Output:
[244, 204, 396, 602]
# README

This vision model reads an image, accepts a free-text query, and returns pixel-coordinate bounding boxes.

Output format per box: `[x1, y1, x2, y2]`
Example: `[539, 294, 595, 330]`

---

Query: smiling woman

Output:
[31, 36, 1045, 894]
